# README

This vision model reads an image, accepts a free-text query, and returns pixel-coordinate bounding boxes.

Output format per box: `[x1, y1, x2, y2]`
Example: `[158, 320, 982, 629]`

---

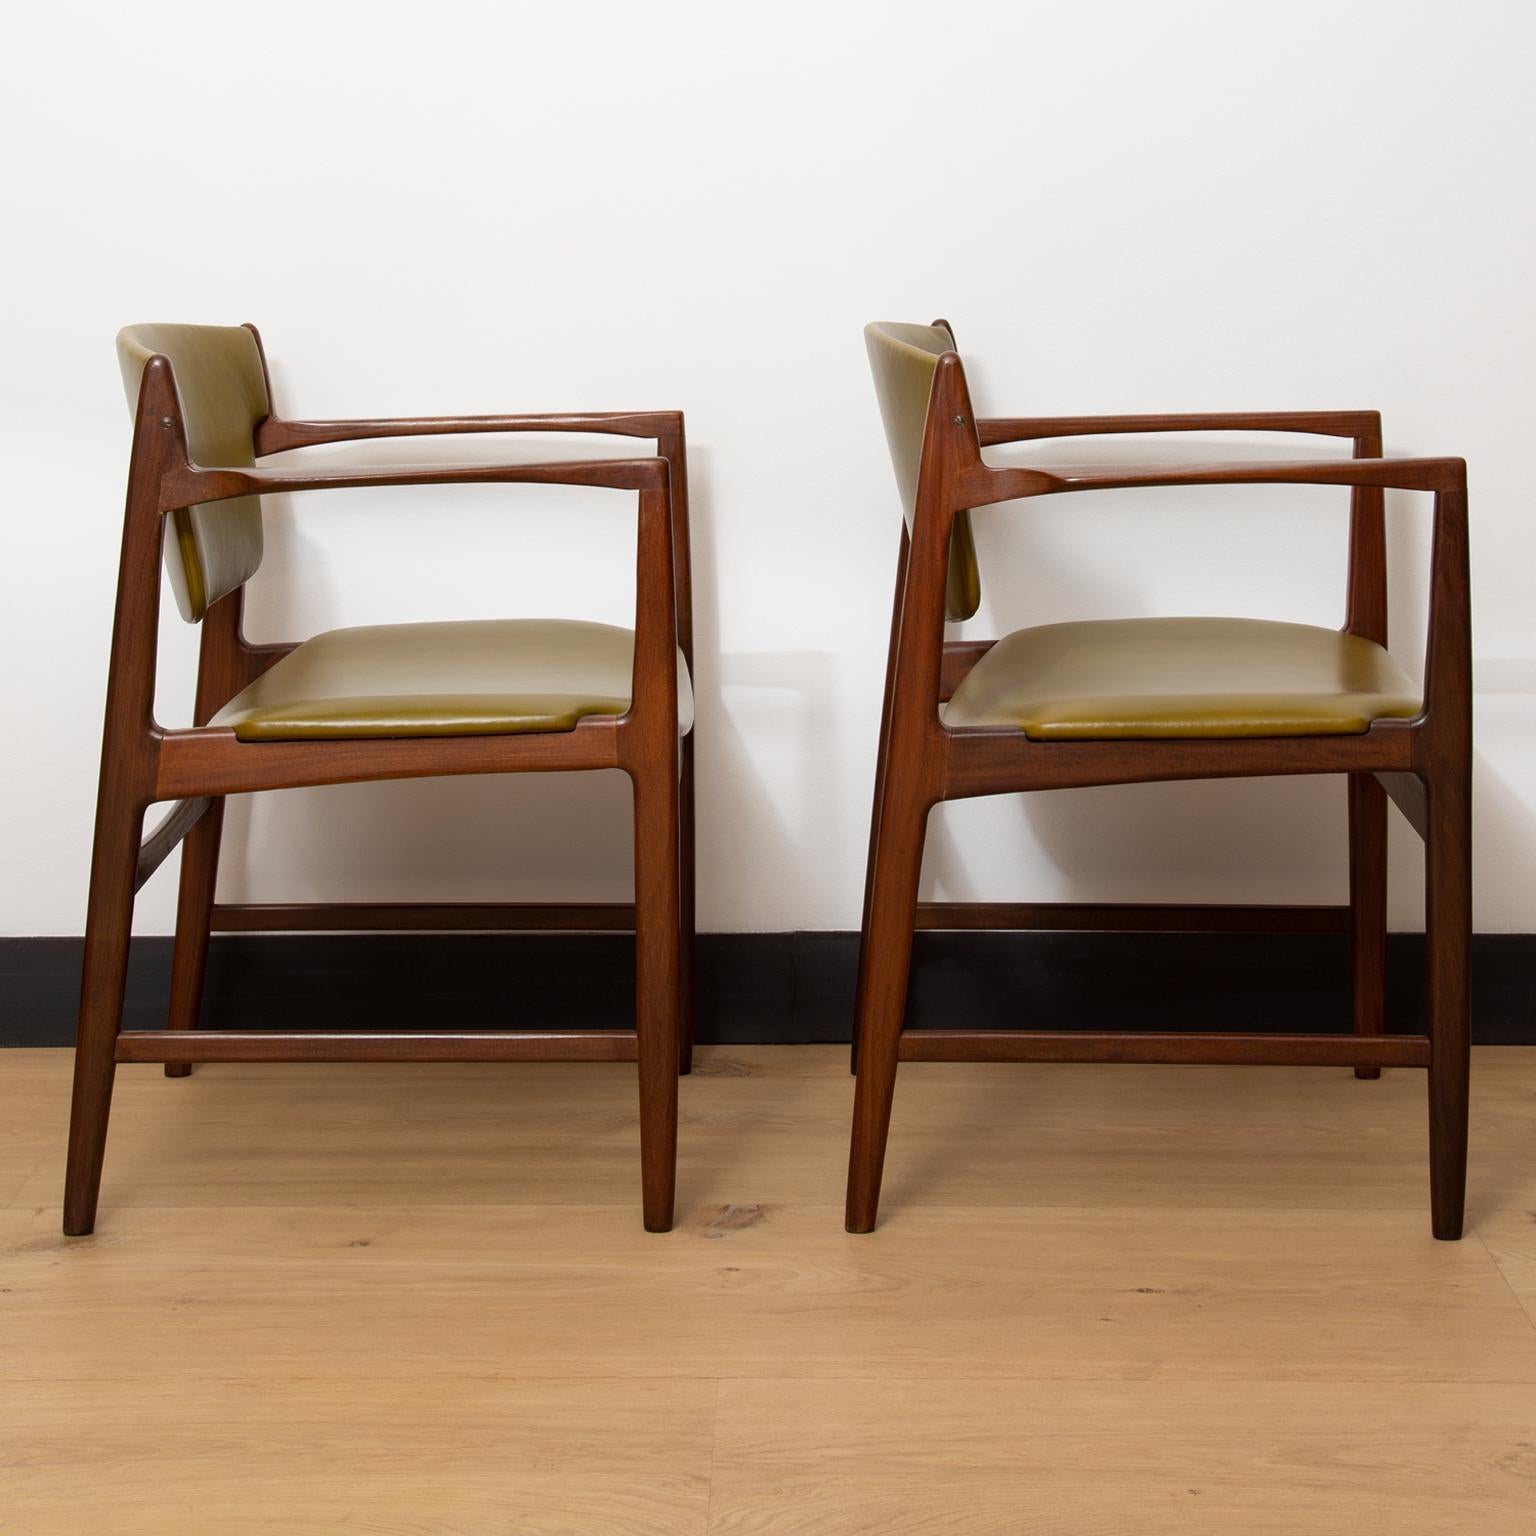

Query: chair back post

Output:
[107, 353, 266, 772]
[928, 318, 983, 625]
[105, 356, 185, 756]
[1345, 418, 1388, 643]
[888, 352, 983, 799]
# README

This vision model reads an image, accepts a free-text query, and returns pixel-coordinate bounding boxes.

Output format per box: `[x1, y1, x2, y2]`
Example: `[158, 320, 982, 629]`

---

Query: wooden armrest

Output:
[977, 411, 1382, 447]
[958, 456, 1464, 508]
[256, 412, 683, 453]
[161, 457, 667, 511]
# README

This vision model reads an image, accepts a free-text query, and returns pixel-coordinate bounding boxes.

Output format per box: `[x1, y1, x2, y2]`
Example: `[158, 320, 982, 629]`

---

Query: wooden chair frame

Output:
[66, 326, 695, 1234]
[847, 333, 1472, 1238]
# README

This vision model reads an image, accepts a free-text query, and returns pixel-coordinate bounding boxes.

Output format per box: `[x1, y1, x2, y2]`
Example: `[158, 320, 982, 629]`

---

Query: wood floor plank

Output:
[5, 1201, 1534, 1386]
[0, 1143, 46, 1206]
[8, 1046, 1535, 1213]
[0, 1052, 71, 1204]
[1476, 1208, 1536, 1334]
[708, 1377, 1536, 1535]
[0, 1376, 715, 1536]
[5, 1046, 1536, 1530]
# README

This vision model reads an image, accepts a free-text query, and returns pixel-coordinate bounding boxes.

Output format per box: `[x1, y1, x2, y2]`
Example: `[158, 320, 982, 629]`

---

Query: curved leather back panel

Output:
[863, 320, 980, 621]
[117, 324, 269, 623]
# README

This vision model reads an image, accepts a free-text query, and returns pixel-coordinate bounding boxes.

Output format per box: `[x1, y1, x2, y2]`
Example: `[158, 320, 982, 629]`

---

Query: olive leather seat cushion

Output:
[941, 617, 1420, 739]
[212, 619, 694, 741]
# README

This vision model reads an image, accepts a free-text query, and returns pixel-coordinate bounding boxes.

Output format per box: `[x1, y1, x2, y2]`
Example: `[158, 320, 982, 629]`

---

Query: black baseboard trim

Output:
[2, 931, 1532, 1048]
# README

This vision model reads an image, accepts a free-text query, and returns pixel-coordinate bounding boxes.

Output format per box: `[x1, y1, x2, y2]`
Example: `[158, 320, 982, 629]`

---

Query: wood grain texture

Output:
[5, 1046, 1536, 1532]
[898, 1030, 1430, 1066]
[914, 901, 1353, 933]
[15, 1047, 1536, 1214]
[7, 1193, 1534, 1390]
[977, 409, 1382, 446]
[1, 1373, 715, 1536]
[708, 1377, 1536, 1535]
[1477, 1209, 1536, 1333]
[113, 1029, 640, 1063]
[209, 901, 639, 931]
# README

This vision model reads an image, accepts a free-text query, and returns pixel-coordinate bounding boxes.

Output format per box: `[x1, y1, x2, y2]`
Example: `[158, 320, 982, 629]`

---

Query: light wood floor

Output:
[4, 1044, 1536, 1533]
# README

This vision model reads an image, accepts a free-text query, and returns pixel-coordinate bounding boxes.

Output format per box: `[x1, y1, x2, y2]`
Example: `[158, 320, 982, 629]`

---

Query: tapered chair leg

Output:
[677, 737, 696, 1076]
[163, 798, 225, 1078]
[1349, 773, 1388, 1079]
[849, 780, 885, 1081]
[852, 531, 909, 1077]
[1425, 769, 1472, 1240]
[846, 785, 928, 1234]
[633, 764, 681, 1232]
[64, 799, 146, 1236]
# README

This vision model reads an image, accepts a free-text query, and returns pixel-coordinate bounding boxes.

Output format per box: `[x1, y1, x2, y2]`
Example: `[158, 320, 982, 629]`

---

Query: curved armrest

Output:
[162, 457, 666, 511]
[977, 410, 1381, 447]
[958, 455, 1465, 508]
[256, 412, 682, 453]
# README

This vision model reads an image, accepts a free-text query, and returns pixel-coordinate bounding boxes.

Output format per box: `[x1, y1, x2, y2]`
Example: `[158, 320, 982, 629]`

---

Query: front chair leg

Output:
[849, 752, 889, 1080]
[1349, 773, 1388, 1080]
[632, 763, 681, 1232]
[1425, 769, 1472, 1240]
[846, 786, 928, 1234]
[64, 798, 146, 1236]
[852, 531, 909, 1078]
[164, 797, 226, 1077]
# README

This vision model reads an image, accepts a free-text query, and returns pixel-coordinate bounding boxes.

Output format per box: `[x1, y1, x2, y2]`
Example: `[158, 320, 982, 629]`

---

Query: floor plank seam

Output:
[1472, 1222, 1536, 1339]
[702, 1377, 724, 1535]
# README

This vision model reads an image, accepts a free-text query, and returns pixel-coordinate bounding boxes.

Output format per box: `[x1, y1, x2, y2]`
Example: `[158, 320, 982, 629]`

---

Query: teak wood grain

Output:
[65, 326, 694, 1233]
[848, 322, 1472, 1239]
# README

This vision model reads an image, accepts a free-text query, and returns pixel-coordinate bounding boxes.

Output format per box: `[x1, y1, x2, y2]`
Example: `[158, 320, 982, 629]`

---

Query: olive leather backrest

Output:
[117, 323, 269, 623]
[864, 320, 981, 622]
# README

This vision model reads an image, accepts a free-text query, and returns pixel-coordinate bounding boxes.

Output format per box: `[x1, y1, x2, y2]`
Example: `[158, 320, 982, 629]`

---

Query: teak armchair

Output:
[849, 320, 1471, 1238]
[66, 323, 694, 1234]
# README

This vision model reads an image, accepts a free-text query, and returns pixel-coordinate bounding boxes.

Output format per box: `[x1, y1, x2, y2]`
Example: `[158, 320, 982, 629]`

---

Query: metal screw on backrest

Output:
[953, 415, 965, 426]
[160, 418, 173, 430]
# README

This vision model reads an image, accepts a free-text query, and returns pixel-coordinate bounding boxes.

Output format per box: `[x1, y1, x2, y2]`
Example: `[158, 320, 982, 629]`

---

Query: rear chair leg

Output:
[846, 786, 928, 1234]
[164, 798, 225, 1077]
[633, 765, 681, 1232]
[1425, 770, 1472, 1240]
[677, 737, 696, 1077]
[64, 798, 146, 1236]
[1349, 773, 1388, 1079]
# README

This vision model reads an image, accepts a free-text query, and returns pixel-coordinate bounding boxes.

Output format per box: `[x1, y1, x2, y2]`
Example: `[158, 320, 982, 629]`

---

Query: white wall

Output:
[3, 0, 1533, 936]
